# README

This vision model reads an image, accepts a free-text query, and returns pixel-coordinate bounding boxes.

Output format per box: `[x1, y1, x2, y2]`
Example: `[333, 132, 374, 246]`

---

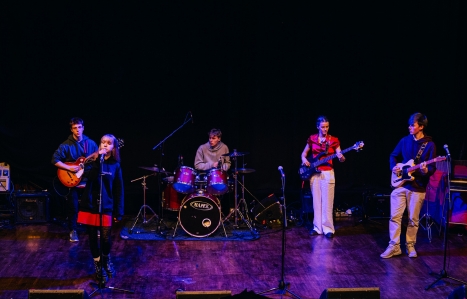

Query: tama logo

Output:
[190, 201, 213, 211]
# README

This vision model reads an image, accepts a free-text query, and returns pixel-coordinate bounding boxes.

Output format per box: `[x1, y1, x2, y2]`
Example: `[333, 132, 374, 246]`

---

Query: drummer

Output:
[194, 128, 231, 172]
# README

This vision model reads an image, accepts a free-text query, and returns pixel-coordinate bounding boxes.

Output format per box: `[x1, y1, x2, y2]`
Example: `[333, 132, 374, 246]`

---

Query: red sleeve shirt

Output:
[306, 134, 341, 171]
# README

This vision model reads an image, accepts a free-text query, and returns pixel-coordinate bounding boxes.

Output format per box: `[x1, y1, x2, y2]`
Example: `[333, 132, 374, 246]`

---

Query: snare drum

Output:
[173, 166, 196, 194]
[206, 169, 228, 195]
[179, 191, 221, 237]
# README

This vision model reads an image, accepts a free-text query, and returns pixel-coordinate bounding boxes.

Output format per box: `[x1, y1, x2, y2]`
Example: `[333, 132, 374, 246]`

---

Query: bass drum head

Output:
[179, 191, 221, 237]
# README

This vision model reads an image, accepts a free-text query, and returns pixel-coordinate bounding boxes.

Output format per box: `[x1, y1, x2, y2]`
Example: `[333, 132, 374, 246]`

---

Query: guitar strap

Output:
[414, 142, 427, 164]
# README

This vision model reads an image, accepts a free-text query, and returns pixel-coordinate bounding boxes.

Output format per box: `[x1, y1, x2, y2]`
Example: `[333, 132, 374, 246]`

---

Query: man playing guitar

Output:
[51, 117, 98, 242]
[380, 112, 436, 259]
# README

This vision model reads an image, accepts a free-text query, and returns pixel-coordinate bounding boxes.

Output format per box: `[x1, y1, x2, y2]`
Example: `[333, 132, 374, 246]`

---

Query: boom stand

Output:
[425, 154, 467, 290]
[257, 173, 302, 299]
[152, 112, 193, 233]
[129, 173, 158, 234]
[89, 158, 134, 297]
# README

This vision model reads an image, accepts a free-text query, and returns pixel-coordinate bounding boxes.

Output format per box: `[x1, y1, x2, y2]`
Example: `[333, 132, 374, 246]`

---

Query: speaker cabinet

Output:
[29, 289, 89, 299]
[176, 290, 231, 298]
[252, 194, 282, 223]
[15, 192, 49, 224]
[301, 190, 313, 213]
[364, 193, 390, 218]
[319, 287, 380, 299]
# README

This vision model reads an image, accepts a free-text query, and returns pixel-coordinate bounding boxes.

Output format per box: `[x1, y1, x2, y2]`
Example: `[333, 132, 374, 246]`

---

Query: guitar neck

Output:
[312, 146, 354, 167]
[407, 157, 440, 172]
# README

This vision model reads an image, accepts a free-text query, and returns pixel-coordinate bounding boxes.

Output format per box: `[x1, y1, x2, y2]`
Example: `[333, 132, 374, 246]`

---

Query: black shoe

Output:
[93, 260, 108, 283]
[310, 230, 319, 236]
[102, 254, 116, 278]
[325, 232, 334, 238]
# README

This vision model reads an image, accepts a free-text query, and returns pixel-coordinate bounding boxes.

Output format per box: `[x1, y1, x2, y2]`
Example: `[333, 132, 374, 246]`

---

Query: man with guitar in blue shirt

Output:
[381, 112, 438, 259]
[52, 117, 98, 242]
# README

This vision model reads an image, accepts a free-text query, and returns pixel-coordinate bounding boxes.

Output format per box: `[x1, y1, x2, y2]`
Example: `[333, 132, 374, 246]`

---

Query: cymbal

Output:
[139, 166, 171, 174]
[235, 168, 255, 174]
[222, 151, 249, 157]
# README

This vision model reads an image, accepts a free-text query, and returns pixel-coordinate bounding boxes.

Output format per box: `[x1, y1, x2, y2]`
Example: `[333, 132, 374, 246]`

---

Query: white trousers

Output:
[389, 187, 425, 246]
[310, 170, 335, 234]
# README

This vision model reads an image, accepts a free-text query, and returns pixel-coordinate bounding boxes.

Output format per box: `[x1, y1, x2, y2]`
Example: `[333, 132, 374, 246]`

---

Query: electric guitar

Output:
[57, 138, 124, 188]
[298, 141, 364, 181]
[390, 156, 446, 188]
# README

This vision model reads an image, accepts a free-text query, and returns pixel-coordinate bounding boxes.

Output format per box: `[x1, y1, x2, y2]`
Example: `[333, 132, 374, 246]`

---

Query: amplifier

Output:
[14, 192, 50, 224]
[0, 162, 10, 192]
[364, 193, 390, 218]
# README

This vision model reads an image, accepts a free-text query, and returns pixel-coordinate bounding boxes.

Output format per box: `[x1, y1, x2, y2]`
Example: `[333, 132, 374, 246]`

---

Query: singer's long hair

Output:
[100, 134, 121, 162]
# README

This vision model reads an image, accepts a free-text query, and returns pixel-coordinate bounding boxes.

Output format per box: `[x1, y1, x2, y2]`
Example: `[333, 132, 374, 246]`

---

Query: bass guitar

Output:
[57, 138, 124, 188]
[298, 141, 364, 181]
[390, 156, 446, 188]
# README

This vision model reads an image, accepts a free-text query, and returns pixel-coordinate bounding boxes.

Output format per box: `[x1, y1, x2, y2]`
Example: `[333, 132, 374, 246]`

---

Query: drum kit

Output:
[131, 149, 256, 238]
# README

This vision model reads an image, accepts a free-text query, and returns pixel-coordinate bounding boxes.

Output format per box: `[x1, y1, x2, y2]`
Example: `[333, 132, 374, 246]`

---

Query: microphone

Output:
[190, 111, 194, 124]
[100, 149, 108, 162]
[444, 144, 451, 156]
[278, 166, 285, 177]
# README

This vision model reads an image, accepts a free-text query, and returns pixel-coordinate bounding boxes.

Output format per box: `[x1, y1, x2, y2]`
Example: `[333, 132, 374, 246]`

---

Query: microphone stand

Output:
[257, 171, 302, 299]
[89, 157, 134, 297]
[152, 112, 193, 235]
[425, 153, 467, 290]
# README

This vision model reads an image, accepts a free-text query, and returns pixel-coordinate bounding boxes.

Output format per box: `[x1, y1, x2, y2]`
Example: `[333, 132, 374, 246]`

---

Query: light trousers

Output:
[389, 187, 425, 246]
[310, 170, 335, 234]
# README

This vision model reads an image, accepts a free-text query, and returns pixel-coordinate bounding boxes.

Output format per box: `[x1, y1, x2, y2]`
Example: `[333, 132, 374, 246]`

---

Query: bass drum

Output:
[179, 191, 221, 237]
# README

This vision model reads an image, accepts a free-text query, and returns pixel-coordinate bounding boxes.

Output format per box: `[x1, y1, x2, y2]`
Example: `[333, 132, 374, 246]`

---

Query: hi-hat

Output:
[235, 168, 255, 174]
[222, 151, 249, 157]
[139, 166, 171, 174]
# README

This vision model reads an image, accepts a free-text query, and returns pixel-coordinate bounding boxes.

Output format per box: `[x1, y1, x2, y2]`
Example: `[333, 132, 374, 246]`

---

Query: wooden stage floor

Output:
[0, 213, 466, 299]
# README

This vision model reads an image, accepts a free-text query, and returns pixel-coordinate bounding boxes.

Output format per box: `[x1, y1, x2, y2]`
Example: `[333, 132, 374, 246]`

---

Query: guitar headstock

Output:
[353, 141, 364, 151]
[117, 138, 124, 149]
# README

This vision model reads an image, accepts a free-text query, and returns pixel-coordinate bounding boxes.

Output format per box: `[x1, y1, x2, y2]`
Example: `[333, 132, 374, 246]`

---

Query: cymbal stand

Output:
[420, 198, 439, 243]
[129, 173, 158, 234]
[223, 157, 254, 232]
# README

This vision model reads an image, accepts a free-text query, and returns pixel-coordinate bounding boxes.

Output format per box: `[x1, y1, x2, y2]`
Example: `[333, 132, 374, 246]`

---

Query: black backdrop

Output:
[1, 1, 466, 215]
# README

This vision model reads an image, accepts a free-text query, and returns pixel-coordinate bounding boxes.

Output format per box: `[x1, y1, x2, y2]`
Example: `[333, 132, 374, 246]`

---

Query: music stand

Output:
[425, 155, 467, 290]
[257, 170, 302, 299]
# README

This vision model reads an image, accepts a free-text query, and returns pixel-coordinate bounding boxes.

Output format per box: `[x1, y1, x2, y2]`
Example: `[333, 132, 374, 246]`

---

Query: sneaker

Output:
[380, 244, 402, 258]
[406, 244, 418, 258]
[69, 230, 79, 242]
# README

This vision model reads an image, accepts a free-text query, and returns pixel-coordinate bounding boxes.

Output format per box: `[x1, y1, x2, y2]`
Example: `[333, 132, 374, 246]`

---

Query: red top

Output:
[306, 134, 341, 171]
